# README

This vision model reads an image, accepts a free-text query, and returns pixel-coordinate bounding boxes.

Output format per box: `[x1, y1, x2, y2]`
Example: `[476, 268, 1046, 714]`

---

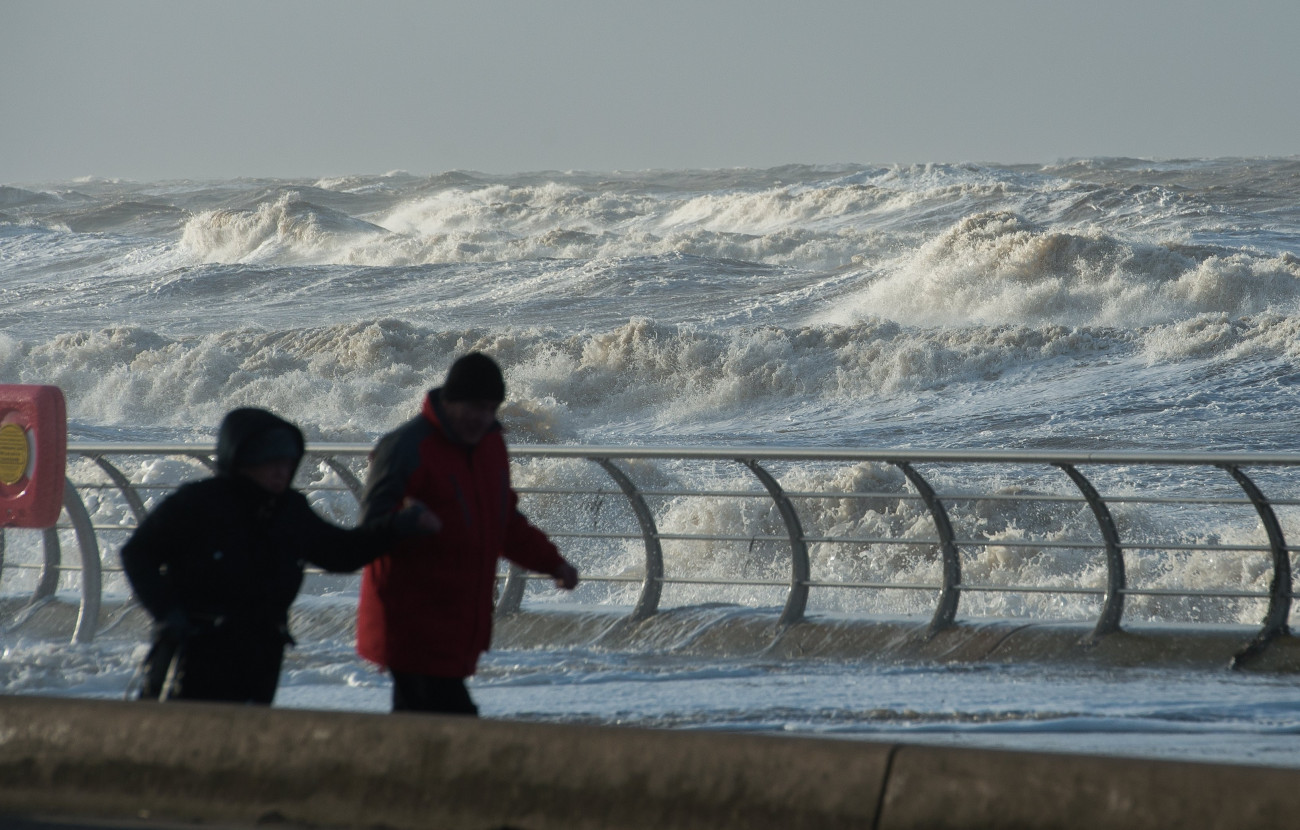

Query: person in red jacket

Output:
[357, 352, 579, 715]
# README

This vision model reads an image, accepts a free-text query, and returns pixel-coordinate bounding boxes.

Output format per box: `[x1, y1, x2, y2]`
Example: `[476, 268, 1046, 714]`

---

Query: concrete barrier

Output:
[2, 695, 1300, 829]
[879, 743, 1300, 830]
[0, 695, 890, 830]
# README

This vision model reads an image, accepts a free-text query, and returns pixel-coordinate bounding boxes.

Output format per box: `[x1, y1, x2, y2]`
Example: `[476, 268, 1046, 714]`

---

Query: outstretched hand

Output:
[401, 498, 443, 534]
[553, 562, 579, 590]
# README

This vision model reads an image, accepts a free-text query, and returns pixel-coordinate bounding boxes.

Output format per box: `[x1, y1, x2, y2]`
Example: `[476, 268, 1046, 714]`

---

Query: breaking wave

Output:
[820, 212, 1300, 328]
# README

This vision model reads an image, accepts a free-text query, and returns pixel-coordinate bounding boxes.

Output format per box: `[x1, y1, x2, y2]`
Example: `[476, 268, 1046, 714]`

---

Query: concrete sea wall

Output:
[4, 600, 1300, 827]
[2, 694, 1300, 830]
[10, 596, 1300, 674]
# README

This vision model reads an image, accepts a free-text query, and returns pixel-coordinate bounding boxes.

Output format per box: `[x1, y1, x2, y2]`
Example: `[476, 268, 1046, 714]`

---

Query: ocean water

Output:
[3, 158, 1300, 767]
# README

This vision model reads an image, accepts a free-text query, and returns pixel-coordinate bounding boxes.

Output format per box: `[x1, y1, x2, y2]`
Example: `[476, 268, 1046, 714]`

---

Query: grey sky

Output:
[2, 0, 1297, 183]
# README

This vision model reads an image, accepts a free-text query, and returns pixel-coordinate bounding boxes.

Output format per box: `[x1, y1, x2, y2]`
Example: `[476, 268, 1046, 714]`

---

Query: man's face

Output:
[443, 398, 500, 445]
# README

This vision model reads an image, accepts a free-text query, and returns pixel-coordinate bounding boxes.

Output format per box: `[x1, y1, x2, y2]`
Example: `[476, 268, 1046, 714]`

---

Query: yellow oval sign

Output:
[0, 422, 30, 486]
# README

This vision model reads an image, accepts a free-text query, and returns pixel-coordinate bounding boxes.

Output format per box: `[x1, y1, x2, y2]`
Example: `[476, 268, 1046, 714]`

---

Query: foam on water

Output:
[4, 158, 1300, 764]
[4, 161, 1298, 453]
[823, 214, 1300, 328]
[1, 311, 1294, 454]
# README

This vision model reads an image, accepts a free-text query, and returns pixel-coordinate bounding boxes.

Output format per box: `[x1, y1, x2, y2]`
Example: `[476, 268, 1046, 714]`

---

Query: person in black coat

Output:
[121, 407, 435, 704]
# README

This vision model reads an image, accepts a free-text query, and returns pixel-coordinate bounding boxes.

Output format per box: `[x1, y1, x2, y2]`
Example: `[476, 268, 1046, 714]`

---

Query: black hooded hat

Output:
[214, 408, 306, 477]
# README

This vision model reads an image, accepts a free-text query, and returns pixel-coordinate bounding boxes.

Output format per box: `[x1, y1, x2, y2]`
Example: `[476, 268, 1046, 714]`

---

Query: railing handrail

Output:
[6, 442, 1298, 664]
[66, 442, 1300, 467]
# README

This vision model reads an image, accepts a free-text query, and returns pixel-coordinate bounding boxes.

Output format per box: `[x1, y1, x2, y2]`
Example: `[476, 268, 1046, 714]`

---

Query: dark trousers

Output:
[139, 630, 284, 705]
[391, 670, 479, 716]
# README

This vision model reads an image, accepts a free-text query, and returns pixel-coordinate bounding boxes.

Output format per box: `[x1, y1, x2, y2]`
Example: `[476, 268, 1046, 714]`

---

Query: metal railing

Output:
[3, 444, 1298, 662]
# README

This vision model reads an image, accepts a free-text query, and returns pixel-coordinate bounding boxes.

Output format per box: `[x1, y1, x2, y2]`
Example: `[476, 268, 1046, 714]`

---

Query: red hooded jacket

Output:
[356, 389, 566, 677]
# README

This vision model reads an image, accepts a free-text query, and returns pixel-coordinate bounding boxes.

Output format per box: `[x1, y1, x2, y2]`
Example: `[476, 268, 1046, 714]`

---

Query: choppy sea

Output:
[2, 159, 1299, 767]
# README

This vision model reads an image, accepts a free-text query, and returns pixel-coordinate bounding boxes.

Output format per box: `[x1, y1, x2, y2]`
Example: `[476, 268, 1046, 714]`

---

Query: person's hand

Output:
[414, 508, 442, 534]
[552, 562, 579, 590]
[399, 498, 442, 534]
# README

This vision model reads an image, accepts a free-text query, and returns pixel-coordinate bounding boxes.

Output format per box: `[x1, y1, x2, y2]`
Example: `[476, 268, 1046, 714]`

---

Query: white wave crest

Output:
[180, 193, 393, 264]
[1142, 311, 1300, 362]
[821, 212, 1300, 328]
[2, 317, 1133, 445]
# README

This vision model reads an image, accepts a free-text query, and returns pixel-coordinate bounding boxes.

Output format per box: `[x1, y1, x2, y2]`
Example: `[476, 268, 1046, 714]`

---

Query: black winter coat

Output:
[122, 474, 388, 633]
[120, 408, 409, 703]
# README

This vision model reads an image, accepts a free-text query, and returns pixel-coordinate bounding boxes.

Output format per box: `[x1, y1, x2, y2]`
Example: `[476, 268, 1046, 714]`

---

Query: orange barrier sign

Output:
[0, 384, 67, 528]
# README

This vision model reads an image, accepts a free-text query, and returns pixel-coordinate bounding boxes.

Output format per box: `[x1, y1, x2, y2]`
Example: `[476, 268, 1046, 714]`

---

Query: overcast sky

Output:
[2, 0, 1297, 183]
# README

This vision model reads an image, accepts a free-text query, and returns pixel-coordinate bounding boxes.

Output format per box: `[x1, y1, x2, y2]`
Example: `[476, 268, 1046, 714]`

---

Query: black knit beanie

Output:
[442, 352, 506, 403]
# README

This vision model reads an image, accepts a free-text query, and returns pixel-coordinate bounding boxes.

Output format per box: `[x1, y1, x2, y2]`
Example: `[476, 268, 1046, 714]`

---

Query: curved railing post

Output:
[88, 456, 150, 620]
[495, 563, 527, 616]
[1054, 463, 1126, 640]
[37, 527, 60, 602]
[893, 461, 960, 636]
[186, 452, 217, 473]
[1219, 464, 1293, 667]
[593, 457, 663, 621]
[89, 456, 149, 524]
[739, 459, 809, 627]
[319, 455, 365, 502]
[63, 479, 101, 644]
